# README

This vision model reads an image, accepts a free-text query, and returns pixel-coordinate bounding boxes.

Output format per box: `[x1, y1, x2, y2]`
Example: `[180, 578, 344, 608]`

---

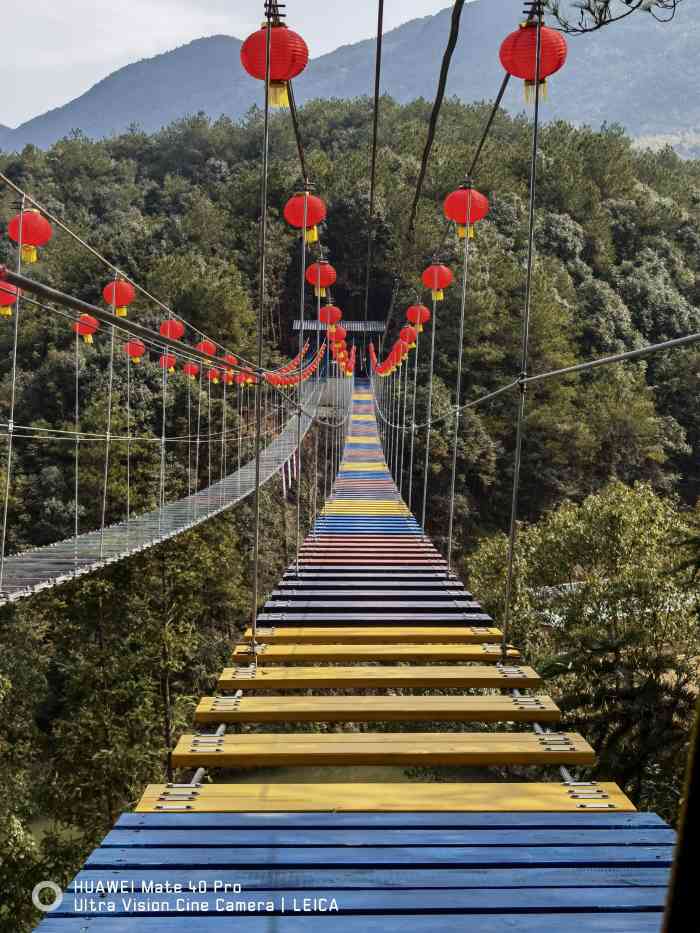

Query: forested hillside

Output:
[1, 97, 699, 928]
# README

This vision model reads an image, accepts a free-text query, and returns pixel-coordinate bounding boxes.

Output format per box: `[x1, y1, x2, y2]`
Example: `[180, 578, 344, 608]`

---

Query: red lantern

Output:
[195, 339, 217, 359]
[159, 353, 176, 373]
[284, 192, 326, 244]
[159, 319, 185, 341]
[443, 186, 490, 239]
[183, 362, 199, 380]
[235, 372, 247, 386]
[240, 23, 309, 108]
[400, 325, 418, 348]
[0, 282, 20, 318]
[73, 313, 99, 344]
[397, 339, 409, 358]
[499, 23, 567, 101]
[305, 260, 336, 297]
[223, 353, 238, 371]
[406, 304, 431, 333]
[222, 370, 234, 386]
[125, 339, 146, 363]
[330, 325, 347, 343]
[319, 303, 342, 334]
[7, 209, 53, 264]
[422, 265, 453, 302]
[207, 368, 220, 385]
[103, 279, 136, 318]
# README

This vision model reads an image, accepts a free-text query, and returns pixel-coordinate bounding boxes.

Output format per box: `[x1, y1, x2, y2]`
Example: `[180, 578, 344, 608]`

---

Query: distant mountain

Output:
[2, 0, 698, 151]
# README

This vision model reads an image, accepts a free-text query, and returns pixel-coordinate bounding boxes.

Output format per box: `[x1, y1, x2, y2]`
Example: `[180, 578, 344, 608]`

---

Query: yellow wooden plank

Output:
[218, 664, 542, 690]
[350, 415, 375, 421]
[242, 625, 503, 644]
[320, 512, 410, 517]
[339, 463, 385, 470]
[232, 643, 520, 663]
[338, 469, 387, 473]
[320, 503, 407, 508]
[194, 694, 561, 724]
[137, 781, 635, 812]
[324, 499, 405, 507]
[171, 731, 595, 768]
[320, 508, 410, 514]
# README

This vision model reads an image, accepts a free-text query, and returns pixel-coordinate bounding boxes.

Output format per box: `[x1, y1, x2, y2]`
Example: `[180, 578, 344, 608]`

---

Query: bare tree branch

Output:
[545, 0, 683, 34]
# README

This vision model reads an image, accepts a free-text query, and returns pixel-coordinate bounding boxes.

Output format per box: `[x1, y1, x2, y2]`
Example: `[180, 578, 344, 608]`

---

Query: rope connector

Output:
[7, 420, 13, 434]
[522, 0, 545, 18]
[264, 1, 286, 24]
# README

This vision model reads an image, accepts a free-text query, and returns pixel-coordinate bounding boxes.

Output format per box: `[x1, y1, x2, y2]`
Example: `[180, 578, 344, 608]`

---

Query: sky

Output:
[2, 0, 456, 127]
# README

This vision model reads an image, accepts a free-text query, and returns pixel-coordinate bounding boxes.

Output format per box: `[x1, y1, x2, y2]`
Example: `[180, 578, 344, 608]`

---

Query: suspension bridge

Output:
[0, 0, 696, 930]
[33, 383, 675, 931]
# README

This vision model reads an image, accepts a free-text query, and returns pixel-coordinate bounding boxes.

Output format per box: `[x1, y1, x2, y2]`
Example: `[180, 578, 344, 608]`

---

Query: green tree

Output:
[466, 482, 700, 820]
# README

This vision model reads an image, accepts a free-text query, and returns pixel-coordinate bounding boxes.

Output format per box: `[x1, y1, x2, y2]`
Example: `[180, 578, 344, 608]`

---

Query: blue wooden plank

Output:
[102, 829, 676, 848]
[69, 866, 670, 892]
[86, 845, 674, 869]
[34, 911, 665, 931]
[115, 812, 668, 830]
[55, 887, 666, 916]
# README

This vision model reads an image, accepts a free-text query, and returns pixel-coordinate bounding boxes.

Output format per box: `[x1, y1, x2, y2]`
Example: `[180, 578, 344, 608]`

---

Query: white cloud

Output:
[1, 0, 453, 126]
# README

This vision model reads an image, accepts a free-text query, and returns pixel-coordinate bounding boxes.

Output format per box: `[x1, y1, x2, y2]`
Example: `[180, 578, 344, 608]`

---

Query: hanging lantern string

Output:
[98, 272, 119, 560]
[382, 1, 537, 342]
[249, 1, 275, 659]
[399, 350, 409, 496]
[295, 194, 310, 577]
[0, 195, 26, 593]
[420, 291, 439, 534]
[74, 321, 80, 568]
[0, 294, 340, 434]
[445, 192, 472, 575]
[500, 5, 543, 663]
[362, 0, 385, 350]
[406, 321, 422, 512]
[0, 172, 254, 368]
[0, 269, 335, 430]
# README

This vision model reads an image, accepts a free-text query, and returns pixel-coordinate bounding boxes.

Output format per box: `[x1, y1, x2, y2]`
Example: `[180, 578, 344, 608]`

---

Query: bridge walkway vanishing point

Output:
[37, 381, 675, 932]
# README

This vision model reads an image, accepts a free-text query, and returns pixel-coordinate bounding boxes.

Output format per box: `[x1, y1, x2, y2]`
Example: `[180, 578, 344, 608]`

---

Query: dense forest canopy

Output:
[1, 95, 699, 928]
[2, 97, 700, 541]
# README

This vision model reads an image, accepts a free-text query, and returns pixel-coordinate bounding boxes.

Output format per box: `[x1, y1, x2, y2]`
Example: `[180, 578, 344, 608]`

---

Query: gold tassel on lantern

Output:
[269, 81, 290, 108]
[304, 226, 319, 244]
[457, 224, 475, 240]
[315, 286, 326, 298]
[83, 334, 93, 345]
[21, 244, 38, 264]
[524, 79, 548, 104]
[116, 306, 128, 318]
[431, 289, 444, 301]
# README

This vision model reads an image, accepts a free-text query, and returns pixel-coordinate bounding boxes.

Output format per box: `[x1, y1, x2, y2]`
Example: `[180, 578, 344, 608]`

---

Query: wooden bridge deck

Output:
[37, 382, 672, 931]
